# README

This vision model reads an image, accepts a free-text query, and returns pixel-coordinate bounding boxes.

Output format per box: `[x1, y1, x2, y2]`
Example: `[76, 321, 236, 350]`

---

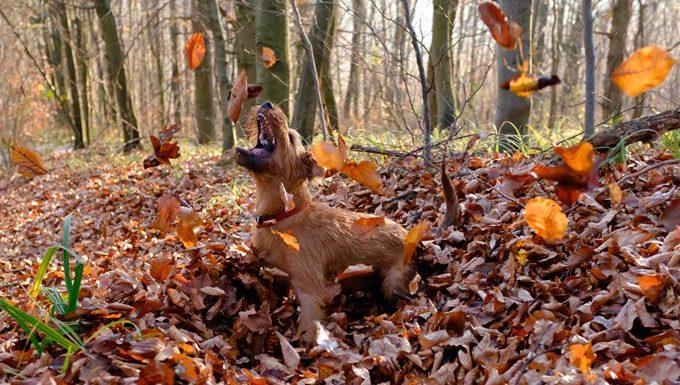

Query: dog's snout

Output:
[261, 101, 273, 110]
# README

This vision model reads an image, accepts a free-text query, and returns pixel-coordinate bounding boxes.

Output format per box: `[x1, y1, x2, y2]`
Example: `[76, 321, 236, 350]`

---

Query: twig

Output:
[618, 158, 680, 184]
[400, 0, 431, 165]
[349, 145, 405, 157]
[290, 0, 327, 141]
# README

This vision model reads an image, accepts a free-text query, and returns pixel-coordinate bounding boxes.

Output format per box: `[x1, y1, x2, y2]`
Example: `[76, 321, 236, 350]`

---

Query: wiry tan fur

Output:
[235, 104, 411, 341]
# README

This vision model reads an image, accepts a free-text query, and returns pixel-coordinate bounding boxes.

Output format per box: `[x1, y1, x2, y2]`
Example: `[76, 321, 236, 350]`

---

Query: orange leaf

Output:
[524, 197, 568, 242]
[177, 206, 201, 248]
[554, 142, 594, 174]
[342, 161, 383, 194]
[10, 144, 48, 178]
[228, 70, 248, 123]
[403, 221, 429, 265]
[351, 216, 385, 239]
[173, 353, 200, 383]
[611, 46, 676, 97]
[262, 46, 277, 68]
[149, 256, 173, 282]
[508, 73, 539, 97]
[138, 360, 175, 385]
[569, 342, 595, 374]
[638, 274, 665, 304]
[184, 32, 206, 70]
[154, 193, 180, 232]
[271, 229, 299, 252]
[532, 142, 596, 205]
[608, 182, 623, 206]
[478, 2, 522, 50]
[309, 141, 344, 171]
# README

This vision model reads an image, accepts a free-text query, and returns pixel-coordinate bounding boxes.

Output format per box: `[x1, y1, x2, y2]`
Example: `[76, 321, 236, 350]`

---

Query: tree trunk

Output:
[343, 0, 364, 121]
[73, 16, 90, 146]
[192, 0, 217, 144]
[603, 0, 632, 121]
[583, 0, 596, 137]
[170, 0, 181, 126]
[94, 0, 140, 151]
[547, 1, 564, 128]
[631, 0, 646, 120]
[496, 0, 532, 152]
[208, 0, 236, 152]
[235, 0, 257, 130]
[427, 0, 457, 132]
[320, 2, 338, 134]
[256, 0, 290, 116]
[292, 0, 336, 142]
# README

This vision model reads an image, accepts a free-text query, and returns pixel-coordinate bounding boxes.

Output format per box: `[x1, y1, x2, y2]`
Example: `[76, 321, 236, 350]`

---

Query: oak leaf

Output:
[403, 221, 429, 265]
[478, 2, 522, 50]
[611, 46, 676, 97]
[262, 46, 277, 68]
[184, 32, 206, 70]
[11, 144, 48, 178]
[228, 70, 248, 124]
[524, 197, 568, 242]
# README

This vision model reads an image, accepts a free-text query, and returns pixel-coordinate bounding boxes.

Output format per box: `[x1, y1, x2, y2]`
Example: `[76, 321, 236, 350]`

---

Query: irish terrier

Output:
[235, 101, 411, 340]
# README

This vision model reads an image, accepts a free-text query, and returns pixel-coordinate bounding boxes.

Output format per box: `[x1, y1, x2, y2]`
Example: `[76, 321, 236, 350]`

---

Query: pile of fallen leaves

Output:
[1, 146, 680, 384]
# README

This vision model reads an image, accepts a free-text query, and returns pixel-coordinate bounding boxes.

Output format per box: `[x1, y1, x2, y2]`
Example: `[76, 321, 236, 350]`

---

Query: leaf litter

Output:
[1, 147, 680, 384]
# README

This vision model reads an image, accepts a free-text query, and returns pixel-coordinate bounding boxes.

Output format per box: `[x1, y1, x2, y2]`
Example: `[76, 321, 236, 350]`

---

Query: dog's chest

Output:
[252, 228, 291, 272]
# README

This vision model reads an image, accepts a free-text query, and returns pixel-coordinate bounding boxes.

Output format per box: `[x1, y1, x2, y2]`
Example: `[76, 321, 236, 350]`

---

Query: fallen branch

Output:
[588, 107, 680, 150]
[618, 158, 680, 184]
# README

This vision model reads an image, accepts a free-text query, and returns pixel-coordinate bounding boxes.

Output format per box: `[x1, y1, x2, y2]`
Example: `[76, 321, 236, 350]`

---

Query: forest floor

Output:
[1, 146, 680, 384]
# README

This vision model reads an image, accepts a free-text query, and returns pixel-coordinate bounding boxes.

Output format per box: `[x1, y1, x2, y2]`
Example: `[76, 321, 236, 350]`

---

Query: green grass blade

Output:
[0, 299, 79, 352]
[31, 246, 58, 299]
[42, 287, 67, 315]
[67, 256, 84, 313]
[61, 215, 73, 297]
[0, 300, 43, 353]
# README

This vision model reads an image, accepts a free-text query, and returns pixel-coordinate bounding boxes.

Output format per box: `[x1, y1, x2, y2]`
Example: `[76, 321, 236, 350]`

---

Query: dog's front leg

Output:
[291, 275, 325, 343]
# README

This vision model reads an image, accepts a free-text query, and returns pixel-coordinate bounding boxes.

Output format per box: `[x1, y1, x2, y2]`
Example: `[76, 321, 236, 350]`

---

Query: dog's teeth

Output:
[261, 138, 269, 146]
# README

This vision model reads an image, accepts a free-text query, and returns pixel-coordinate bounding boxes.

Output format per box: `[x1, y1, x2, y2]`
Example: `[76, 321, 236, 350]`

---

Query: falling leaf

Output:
[279, 183, 295, 211]
[554, 142, 594, 174]
[532, 142, 596, 205]
[342, 161, 383, 193]
[271, 229, 299, 252]
[262, 46, 277, 68]
[351, 217, 385, 239]
[184, 32, 206, 70]
[403, 221, 429, 265]
[638, 274, 665, 304]
[608, 182, 623, 205]
[153, 193, 180, 232]
[478, 2, 522, 50]
[143, 124, 181, 169]
[10, 144, 48, 178]
[659, 197, 680, 231]
[308, 141, 345, 171]
[501, 73, 561, 97]
[309, 136, 383, 193]
[149, 257, 173, 282]
[524, 197, 568, 242]
[611, 46, 676, 97]
[177, 205, 201, 248]
[569, 342, 595, 374]
[228, 70, 248, 123]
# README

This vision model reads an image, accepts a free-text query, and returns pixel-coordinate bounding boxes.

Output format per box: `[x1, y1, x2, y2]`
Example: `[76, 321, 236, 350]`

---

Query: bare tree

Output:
[603, 0, 632, 121]
[427, 0, 457, 132]
[583, 0, 595, 137]
[256, 0, 291, 116]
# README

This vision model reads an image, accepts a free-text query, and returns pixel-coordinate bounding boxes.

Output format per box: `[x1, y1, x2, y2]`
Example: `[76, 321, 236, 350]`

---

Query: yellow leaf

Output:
[351, 216, 385, 239]
[608, 182, 622, 206]
[342, 161, 383, 194]
[524, 197, 568, 242]
[508, 73, 538, 97]
[515, 249, 528, 266]
[183, 32, 206, 70]
[11, 144, 48, 178]
[403, 221, 429, 265]
[309, 141, 344, 171]
[611, 46, 676, 97]
[177, 206, 201, 248]
[271, 229, 299, 252]
[569, 342, 595, 374]
[262, 46, 277, 69]
[553, 141, 594, 174]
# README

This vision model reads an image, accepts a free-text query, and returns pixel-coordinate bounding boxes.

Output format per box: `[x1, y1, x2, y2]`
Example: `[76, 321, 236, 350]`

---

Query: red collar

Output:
[256, 201, 309, 228]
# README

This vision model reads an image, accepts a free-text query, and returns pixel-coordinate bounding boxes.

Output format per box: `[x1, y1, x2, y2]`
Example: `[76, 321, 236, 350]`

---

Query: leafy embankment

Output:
[1, 149, 680, 384]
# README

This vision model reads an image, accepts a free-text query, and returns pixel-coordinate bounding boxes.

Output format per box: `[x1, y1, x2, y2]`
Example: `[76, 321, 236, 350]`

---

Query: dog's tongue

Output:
[251, 147, 270, 157]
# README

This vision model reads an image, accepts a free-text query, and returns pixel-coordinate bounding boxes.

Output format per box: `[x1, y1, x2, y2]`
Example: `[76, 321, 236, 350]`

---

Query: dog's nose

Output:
[261, 101, 273, 110]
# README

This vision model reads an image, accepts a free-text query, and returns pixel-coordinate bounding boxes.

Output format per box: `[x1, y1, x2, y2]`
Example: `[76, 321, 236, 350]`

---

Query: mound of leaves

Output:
[1, 148, 680, 384]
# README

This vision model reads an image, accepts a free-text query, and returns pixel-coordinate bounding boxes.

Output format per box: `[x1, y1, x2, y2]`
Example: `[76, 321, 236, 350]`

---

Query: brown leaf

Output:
[149, 257, 173, 282]
[342, 160, 383, 194]
[184, 32, 206, 70]
[478, 2, 522, 49]
[351, 217, 385, 239]
[439, 157, 459, 232]
[11, 144, 48, 178]
[138, 360, 175, 385]
[144, 124, 181, 169]
[608, 182, 623, 206]
[403, 221, 429, 265]
[659, 197, 680, 231]
[261, 46, 277, 68]
[532, 141, 596, 205]
[228, 70, 248, 123]
[177, 206, 201, 248]
[275, 331, 300, 370]
[336, 263, 374, 283]
[153, 193, 180, 232]
[173, 353, 201, 383]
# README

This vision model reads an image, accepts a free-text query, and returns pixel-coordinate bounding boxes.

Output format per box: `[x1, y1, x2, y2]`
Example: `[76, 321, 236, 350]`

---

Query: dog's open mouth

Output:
[238, 111, 276, 161]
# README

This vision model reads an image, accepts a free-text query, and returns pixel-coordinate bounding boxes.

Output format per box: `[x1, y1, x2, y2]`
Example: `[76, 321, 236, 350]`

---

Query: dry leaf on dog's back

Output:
[638, 274, 665, 304]
[611, 46, 676, 96]
[351, 217, 385, 238]
[154, 193, 180, 232]
[10, 144, 48, 178]
[228, 70, 248, 123]
[569, 342, 595, 374]
[177, 206, 201, 248]
[342, 161, 383, 194]
[271, 229, 299, 252]
[309, 141, 344, 171]
[403, 221, 429, 265]
[659, 197, 680, 231]
[524, 197, 567, 242]
[262, 46, 277, 68]
[183, 32, 205, 70]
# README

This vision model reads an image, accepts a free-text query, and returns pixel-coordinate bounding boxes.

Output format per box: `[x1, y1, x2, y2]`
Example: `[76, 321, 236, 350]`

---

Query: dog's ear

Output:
[302, 152, 324, 180]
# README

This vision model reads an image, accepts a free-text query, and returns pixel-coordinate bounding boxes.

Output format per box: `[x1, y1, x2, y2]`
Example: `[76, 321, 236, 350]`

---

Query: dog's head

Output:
[235, 101, 322, 185]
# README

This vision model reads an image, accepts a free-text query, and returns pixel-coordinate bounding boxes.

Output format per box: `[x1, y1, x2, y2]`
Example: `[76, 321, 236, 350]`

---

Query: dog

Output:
[235, 101, 411, 341]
